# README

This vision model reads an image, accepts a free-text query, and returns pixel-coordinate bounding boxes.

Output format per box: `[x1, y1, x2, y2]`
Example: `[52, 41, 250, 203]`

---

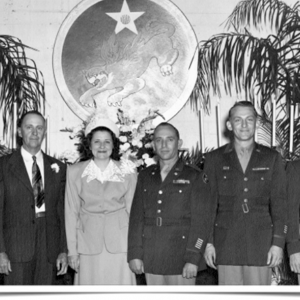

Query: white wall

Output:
[0, 0, 254, 156]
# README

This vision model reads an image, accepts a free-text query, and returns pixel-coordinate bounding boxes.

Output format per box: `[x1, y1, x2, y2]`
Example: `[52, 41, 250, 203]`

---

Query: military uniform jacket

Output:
[286, 160, 300, 256]
[204, 143, 287, 266]
[127, 159, 212, 275]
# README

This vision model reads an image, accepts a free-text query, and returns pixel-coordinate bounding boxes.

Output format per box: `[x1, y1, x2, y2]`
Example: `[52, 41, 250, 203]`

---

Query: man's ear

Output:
[151, 141, 156, 152]
[178, 139, 183, 149]
[17, 127, 22, 138]
[226, 120, 232, 131]
[255, 117, 259, 128]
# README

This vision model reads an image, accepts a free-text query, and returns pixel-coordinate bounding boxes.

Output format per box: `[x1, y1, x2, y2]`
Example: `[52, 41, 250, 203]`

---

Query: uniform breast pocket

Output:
[169, 184, 191, 198]
[217, 171, 237, 196]
[251, 170, 272, 196]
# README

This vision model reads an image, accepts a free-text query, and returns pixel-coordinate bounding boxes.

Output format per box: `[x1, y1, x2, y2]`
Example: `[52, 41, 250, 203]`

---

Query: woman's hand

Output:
[68, 255, 80, 273]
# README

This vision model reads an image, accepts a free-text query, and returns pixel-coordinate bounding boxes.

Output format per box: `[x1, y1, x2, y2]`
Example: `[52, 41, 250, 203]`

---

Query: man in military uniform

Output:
[204, 101, 287, 285]
[286, 160, 300, 283]
[127, 122, 211, 285]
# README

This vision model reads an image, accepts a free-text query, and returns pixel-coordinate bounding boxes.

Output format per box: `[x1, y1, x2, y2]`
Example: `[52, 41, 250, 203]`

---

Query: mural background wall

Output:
[1, 0, 295, 156]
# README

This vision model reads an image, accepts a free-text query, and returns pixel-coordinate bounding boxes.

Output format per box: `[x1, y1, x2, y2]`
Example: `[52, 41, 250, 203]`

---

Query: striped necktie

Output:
[32, 156, 44, 208]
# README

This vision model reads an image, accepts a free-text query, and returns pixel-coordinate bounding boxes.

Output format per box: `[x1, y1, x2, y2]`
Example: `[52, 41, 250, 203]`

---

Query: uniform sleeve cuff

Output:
[184, 250, 201, 266]
[287, 241, 300, 256]
[272, 236, 285, 249]
[127, 248, 143, 263]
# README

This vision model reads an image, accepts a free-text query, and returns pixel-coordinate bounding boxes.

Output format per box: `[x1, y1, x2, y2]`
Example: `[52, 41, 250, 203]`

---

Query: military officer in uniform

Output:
[286, 160, 300, 283]
[127, 122, 211, 285]
[204, 101, 287, 285]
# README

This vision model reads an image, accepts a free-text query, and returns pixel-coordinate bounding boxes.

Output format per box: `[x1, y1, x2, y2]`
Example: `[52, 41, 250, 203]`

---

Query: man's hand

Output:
[182, 263, 198, 279]
[0, 252, 12, 275]
[68, 255, 80, 273]
[204, 243, 217, 270]
[129, 259, 144, 274]
[56, 253, 68, 275]
[290, 252, 300, 273]
[267, 245, 283, 268]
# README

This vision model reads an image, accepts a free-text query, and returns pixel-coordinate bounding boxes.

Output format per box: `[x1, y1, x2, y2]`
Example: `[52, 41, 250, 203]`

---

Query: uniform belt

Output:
[144, 217, 190, 227]
[35, 212, 46, 218]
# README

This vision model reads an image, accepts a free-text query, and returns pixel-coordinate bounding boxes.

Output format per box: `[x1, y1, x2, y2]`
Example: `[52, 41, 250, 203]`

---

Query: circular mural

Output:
[53, 0, 198, 125]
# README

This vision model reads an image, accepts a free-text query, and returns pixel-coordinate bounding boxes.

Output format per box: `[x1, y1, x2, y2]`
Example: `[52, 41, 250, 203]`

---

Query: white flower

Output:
[60, 149, 80, 164]
[51, 163, 60, 173]
[142, 153, 149, 159]
[137, 141, 143, 148]
[131, 139, 139, 146]
[120, 142, 131, 152]
[145, 143, 152, 149]
[144, 157, 156, 167]
[119, 136, 128, 143]
[120, 125, 132, 132]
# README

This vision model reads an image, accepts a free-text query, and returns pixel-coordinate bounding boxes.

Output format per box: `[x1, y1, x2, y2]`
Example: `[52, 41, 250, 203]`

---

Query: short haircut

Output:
[18, 110, 46, 127]
[154, 122, 180, 139]
[228, 101, 258, 119]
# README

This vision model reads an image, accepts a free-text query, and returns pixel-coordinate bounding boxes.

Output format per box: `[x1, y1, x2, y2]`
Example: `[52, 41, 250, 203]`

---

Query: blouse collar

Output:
[82, 158, 135, 183]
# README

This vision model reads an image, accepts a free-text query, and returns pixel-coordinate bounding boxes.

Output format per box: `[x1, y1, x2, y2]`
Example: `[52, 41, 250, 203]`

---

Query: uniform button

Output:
[174, 172, 178, 176]
[182, 236, 186, 239]
[152, 172, 155, 175]
[244, 177, 248, 181]
[244, 199, 248, 202]
[261, 177, 264, 180]
[179, 190, 182, 193]
[244, 188, 248, 192]
[224, 176, 227, 179]
[158, 190, 163, 194]
[158, 200, 162, 204]
[144, 189, 147, 192]
[157, 210, 161, 213]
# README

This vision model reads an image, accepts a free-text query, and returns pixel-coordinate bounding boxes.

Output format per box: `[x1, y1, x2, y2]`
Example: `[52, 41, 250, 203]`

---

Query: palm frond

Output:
[0, 35, 45, 141]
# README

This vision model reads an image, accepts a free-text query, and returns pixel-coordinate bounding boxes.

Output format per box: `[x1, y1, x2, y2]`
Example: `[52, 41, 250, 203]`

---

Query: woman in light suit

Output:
[65, 116, 137, 284]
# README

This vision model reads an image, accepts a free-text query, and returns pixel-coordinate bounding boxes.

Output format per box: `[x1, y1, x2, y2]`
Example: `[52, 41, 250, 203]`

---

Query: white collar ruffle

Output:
[82, 158, 136, 183]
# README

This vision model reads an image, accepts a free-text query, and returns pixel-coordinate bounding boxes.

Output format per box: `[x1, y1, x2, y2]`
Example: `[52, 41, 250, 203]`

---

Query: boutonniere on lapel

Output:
[173, 179, 190, 184]
[51, 163, 60, 173]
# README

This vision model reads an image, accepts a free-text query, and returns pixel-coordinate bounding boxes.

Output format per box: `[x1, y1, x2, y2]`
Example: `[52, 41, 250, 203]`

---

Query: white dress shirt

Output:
[21, 147, 45, 213]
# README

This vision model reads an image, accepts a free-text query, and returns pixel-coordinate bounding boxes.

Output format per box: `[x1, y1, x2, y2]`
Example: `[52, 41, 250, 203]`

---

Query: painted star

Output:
[106, 0, 145, 35]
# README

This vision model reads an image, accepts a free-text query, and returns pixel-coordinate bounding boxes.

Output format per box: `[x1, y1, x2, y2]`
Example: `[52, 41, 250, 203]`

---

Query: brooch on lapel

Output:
[173, 179, 190, 184]
[51, 163, 60, 173]
[223, 166, 230, 170]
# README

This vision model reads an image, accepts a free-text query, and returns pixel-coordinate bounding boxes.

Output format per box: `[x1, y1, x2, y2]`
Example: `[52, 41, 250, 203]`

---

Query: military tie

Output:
[32, 156, 44, 208]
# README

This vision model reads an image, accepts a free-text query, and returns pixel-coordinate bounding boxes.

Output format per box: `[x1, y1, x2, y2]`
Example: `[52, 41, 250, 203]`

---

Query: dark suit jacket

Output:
[286, 160, 300, 256]
[204, 143, 287, 266]
[127, 159, 212, 275]
[0, 149, 67, 263]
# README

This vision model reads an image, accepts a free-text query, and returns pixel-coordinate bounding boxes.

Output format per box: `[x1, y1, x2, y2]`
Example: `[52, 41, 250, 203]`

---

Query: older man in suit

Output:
[204, 101, 287, 285]
[0, 111, 68, 285]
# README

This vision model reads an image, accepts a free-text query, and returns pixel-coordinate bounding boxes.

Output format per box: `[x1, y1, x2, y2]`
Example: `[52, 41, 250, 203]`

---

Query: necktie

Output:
[32, 156, 44, 208]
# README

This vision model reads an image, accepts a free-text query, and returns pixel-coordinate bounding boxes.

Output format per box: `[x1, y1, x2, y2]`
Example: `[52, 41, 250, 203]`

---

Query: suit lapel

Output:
[8, 150, 33, 193]
[43, 153, 55, 201]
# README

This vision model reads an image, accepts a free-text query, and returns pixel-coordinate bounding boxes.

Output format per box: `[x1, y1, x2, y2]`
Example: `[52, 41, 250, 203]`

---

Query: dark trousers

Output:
[4, 217, 55, 285]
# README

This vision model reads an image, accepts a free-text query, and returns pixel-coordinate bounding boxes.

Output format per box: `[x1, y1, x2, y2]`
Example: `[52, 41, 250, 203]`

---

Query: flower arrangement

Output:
[116, 108, 161, 170]
[60, 109, 164, 171]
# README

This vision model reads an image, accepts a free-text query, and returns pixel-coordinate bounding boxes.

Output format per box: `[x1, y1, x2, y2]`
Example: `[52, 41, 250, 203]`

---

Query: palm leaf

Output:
[0, 35, 45, 142]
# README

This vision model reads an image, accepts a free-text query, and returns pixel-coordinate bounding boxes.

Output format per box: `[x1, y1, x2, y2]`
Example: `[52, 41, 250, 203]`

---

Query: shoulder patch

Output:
[202, 173, 209, 184]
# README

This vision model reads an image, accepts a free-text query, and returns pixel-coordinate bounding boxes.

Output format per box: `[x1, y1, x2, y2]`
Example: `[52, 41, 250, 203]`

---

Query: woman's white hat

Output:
[85, 113, 119, 137]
